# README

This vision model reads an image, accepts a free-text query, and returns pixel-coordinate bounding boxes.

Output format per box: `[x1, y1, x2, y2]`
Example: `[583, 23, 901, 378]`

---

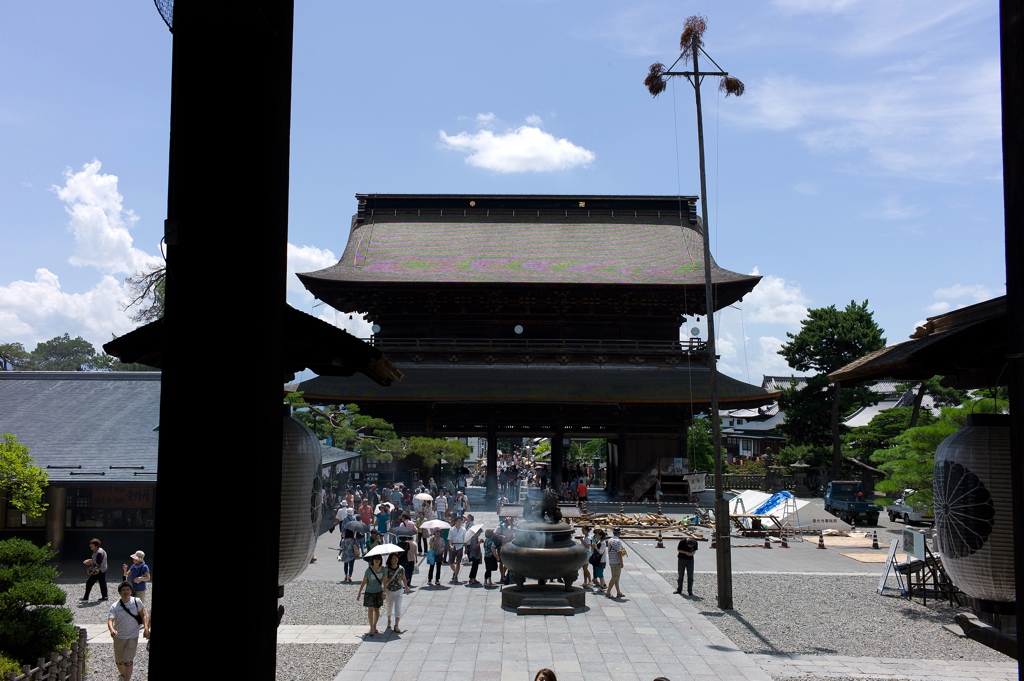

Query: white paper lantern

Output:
[279, 415, 323, 586]
[933, 414, 1014, 603]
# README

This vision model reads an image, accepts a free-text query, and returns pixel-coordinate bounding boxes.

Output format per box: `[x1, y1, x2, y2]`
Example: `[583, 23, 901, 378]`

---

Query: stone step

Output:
[516, 604, 576, 616]
[520, 597, 569, 607]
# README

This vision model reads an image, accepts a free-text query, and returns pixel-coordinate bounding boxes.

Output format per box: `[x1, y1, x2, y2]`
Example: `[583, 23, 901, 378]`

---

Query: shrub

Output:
[0, 538, 78, 666]
[0, 652, 20, 677]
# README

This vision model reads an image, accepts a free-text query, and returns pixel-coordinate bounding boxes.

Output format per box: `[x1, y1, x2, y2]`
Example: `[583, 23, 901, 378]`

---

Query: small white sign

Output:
[903, 529, 927, 560]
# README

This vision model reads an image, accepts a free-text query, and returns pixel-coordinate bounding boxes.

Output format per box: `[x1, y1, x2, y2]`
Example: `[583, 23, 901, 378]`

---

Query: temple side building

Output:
[297, 194, 776, 495]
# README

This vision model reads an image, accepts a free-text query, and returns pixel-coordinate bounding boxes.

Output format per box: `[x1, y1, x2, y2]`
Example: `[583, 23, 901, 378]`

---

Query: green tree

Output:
[24, 334, 119, 371]
[844, 406, 934, 463]
[0, 538, 77, 666]
[580, 438, 605, 461]
[0, 342, 30, 371]
[0, 434, 48, 517]
[778, 300, 886, 477]
[406, 437, 471, 469]
[686, 415, 719, 473]
[897, 375, 967, 428]
[286, 395, 404, 460]
[872, 396, 1005, 508]
[775, 443, 826, 469]
[285, 394, 471, 469]
[532, 440, 551, 459]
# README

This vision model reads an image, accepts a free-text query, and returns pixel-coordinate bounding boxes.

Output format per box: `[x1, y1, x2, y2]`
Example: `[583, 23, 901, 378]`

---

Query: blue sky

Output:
[0, 1, 1006, 384]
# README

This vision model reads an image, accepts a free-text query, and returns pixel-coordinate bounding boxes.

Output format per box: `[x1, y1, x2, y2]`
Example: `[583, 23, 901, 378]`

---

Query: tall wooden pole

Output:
[690, 42, 733, 610]
[998, 3, 1023, 680]
[155, 2, 293, 678]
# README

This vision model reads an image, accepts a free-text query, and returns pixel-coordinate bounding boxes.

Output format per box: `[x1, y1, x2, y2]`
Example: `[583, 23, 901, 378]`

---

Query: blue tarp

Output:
[751, 490, 795, 515]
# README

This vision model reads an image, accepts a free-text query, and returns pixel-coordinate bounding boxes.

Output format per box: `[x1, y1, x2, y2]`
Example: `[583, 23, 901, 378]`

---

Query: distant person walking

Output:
[339, 529, 361, 582]
[674, 536, 697, 596]
[604, 528, 625, 599]
[81, 538, 109, 602]
[428, 529, 446, 586]
[591, 529, 608, 591]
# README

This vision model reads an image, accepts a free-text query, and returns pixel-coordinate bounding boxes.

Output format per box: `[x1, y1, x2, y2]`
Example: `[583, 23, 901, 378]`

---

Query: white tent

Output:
[729, 490, 851, 532]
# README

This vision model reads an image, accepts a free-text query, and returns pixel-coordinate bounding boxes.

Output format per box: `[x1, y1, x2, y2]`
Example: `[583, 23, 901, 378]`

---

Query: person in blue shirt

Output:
[121, 551, 151, 608]
[376, 503, 391, 535]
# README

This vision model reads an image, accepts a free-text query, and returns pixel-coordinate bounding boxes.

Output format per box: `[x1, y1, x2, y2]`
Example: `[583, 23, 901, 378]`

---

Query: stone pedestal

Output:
[501, 584, 586, 615]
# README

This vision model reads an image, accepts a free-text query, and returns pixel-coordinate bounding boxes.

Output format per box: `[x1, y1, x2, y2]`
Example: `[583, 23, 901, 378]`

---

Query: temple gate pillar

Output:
[44, 486, 66, 554]
[551, 429, 564, 489]
[486, 427, 498, 499]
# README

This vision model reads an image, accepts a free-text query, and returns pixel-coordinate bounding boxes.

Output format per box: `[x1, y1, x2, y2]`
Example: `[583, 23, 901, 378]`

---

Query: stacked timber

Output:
[574, 511, 708, 540]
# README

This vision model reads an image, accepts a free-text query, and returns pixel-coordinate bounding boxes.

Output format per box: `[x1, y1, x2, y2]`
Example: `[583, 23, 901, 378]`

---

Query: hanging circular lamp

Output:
[279, 411, 324, 586]
[933, 413, 1013, 604]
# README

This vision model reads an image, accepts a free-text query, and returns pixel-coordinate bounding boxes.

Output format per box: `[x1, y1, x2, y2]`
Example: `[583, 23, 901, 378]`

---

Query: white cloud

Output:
[0, 268, 136, 348]
[525, 114, 543, 126]
[53, 160, 158, 275]
[730, 59, 1001, 182]
[712, 324, 796, 384]
[879, 194, 930, 221]
[773, 0, 862, 14]
[439, 124, 596, 173]
[742, 269, 809, 324]
[920, 283, 1003, 333]
[933, 283, 999, 302]
[476, 112, 496, 126]
[287, 243, 337, 300]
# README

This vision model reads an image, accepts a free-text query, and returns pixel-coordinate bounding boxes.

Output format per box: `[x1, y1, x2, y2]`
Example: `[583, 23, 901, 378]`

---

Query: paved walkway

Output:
[333, 559, 772, 681]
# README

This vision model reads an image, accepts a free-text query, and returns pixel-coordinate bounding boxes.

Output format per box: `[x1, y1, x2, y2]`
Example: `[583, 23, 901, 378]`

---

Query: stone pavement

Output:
[333, 554, 772, 681]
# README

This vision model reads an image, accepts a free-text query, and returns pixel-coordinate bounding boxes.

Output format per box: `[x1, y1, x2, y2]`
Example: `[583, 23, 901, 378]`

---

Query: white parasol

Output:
[364, 543, 405, 558]
[420, 519, 451, 530]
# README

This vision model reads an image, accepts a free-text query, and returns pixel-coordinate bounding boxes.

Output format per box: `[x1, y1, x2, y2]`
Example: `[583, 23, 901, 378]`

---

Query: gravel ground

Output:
[654, 514, 1012, 663]
[276, 643, 359, 681]
[279, 578, 368, 626]
[654, 571, 1009, 661]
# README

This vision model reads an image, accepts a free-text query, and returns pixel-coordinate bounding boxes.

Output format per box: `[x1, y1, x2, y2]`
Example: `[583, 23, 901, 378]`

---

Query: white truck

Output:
[886, 497, 934, 525]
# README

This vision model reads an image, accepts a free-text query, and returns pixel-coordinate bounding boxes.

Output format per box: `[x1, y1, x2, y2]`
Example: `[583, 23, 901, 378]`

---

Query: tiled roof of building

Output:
[299, 195, 759, 288]
[0, 372, 160, 483]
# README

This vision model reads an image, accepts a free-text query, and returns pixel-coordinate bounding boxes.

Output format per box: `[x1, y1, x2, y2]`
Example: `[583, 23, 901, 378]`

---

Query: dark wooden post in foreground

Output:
[999, 2, 1023, 680]
[153, 2, 294, 679]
